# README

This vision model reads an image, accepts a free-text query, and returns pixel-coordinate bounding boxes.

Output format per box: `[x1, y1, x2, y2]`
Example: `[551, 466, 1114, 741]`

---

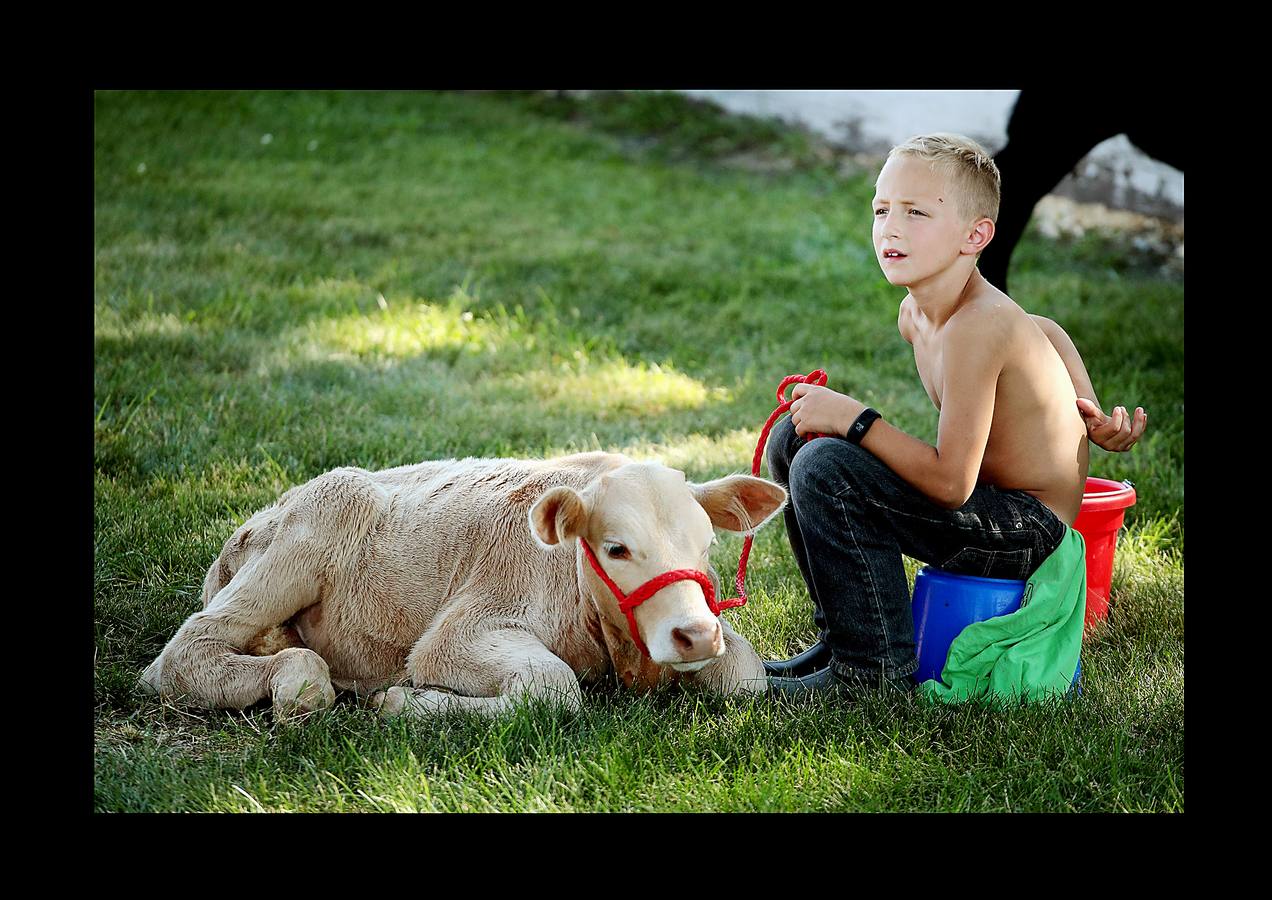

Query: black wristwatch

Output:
[845, 407, 882, 444]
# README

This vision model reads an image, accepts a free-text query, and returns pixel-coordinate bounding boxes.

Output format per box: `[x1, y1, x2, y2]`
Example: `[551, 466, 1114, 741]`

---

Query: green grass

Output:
[94, 90, 1184, 812]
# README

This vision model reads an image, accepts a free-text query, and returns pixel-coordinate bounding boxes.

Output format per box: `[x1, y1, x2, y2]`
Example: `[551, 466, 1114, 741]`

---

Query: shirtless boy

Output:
[763, 133, 1147, 695]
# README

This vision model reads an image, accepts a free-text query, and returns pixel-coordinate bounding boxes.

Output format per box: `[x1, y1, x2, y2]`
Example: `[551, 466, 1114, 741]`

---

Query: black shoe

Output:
[766, 664, 853, 701]
[767, 665, 917, 701]
[762, 640, 832, 678]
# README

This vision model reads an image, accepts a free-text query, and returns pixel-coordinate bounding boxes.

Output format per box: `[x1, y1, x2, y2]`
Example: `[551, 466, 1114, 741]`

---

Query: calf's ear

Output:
[690, 475, 787, 534]
[529, 485, 589, 548]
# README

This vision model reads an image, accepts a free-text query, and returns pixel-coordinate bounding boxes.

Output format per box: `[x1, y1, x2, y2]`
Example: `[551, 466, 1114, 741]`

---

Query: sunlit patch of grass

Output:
[94, 306, 195, 342]
[618, 428, 761, 478]
[306, 297, 507, 360]
[1105, 518, 1184, 625]
[513, 358, 726, 419]
[280, 274, 381, 309]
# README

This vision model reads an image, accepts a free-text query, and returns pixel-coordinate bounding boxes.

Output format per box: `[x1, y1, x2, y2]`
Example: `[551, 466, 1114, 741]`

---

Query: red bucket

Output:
[1072, 477, 1137, 630]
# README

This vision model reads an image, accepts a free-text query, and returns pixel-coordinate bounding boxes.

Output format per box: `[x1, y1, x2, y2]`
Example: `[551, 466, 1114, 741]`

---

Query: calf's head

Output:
[530, 462, 786, 671]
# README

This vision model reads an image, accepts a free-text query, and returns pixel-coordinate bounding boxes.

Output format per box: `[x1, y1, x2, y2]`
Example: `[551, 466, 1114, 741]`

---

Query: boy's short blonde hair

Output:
[887, 133, 1000, 224]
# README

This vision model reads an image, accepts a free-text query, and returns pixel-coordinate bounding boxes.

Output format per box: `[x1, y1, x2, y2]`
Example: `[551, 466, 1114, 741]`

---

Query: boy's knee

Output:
[788, 437, 874, 499]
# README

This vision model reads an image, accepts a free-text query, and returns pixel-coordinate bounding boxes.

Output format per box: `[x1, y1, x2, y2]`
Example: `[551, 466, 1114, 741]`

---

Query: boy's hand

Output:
[1077, 398, 1147, 452]
[790, 383, 866, 438]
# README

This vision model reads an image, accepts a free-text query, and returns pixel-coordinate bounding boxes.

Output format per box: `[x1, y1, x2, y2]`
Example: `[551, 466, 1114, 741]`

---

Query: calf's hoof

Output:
[370, 687, 396, 717]
[138, 657, 163, 696]
[269, 648, 335, 718]
[372, 686, 451, 719]
[371, 686, 418, 719]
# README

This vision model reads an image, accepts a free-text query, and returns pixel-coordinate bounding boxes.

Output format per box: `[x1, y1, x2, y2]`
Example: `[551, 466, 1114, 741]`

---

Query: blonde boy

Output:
[764, 133, 1147, 694]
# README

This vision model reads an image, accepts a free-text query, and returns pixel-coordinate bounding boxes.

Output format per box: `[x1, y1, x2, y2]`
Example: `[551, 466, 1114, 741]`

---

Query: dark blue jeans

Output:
[766, 416, 1067, 683]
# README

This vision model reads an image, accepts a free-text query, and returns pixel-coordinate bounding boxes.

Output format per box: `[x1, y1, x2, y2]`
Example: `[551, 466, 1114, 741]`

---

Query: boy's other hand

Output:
[790, 383, 866, 438]
[1077, 398, 1147, 452]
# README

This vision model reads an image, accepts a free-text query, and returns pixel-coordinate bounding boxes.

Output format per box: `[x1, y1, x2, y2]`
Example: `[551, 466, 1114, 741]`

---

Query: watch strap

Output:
[845, 407, 882, 444]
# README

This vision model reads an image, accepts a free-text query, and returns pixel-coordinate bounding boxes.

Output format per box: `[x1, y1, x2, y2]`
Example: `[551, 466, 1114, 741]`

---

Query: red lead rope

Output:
[581, 369, 827, 658]
[731, 368, 827, 606]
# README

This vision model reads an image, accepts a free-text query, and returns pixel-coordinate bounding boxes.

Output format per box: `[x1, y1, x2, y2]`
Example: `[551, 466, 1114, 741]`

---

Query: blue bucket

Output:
[911, 566, 1081, 693]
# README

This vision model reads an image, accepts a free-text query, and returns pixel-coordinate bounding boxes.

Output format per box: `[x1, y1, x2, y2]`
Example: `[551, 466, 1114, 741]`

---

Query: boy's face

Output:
[871, 155, 977, 288]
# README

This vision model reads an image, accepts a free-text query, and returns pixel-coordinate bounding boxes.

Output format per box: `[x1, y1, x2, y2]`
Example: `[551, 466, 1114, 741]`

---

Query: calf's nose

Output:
[671, 620, 723, 661]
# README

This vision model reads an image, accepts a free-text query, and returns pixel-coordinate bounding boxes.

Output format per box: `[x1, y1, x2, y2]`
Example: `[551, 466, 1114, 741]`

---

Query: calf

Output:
[139, 452, 786, 719]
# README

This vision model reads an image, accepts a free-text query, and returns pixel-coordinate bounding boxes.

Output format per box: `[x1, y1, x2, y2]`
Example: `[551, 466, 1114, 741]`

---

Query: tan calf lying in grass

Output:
[140, 452, 787, 719]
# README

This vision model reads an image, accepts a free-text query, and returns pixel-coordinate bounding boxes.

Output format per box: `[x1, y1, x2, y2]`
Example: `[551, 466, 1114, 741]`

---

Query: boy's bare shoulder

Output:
[944, 286, 1022, 346]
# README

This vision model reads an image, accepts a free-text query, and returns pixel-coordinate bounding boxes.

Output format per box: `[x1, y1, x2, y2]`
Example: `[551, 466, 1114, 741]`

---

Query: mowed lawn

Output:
[94, 90, 1184, 812]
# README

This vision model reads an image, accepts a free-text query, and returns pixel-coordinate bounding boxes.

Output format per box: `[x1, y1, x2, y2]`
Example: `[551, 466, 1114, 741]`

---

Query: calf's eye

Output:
[605, 543, 630, 560]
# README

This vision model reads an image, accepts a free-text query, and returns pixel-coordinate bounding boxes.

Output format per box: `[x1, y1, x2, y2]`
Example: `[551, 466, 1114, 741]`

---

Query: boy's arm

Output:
[867, 312, 1002, 509]
[1030, 315, 1099, 407]
[789, 312, 1001, 509]
[1031, 315, 1148, 452]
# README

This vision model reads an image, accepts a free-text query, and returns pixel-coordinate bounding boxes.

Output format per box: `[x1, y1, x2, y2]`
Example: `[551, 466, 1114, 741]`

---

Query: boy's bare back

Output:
[900, 277, 1088, 524]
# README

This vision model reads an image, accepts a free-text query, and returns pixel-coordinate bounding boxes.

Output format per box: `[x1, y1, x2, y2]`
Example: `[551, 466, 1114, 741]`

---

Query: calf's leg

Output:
[372, 625, 581, 719]
[141, 468, 385, 717]
[685, 617, 767, 696]
[140, 643, 332, 717]
[140, 546, 335, 717]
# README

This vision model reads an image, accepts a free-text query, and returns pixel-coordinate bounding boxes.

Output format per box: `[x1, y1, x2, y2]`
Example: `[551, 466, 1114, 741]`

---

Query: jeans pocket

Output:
[1026, 510, 1067, 556]
[940, 546, 1034, 580]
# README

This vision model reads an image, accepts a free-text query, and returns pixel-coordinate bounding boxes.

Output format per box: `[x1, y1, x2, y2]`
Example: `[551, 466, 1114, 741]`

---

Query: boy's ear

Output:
[963, 216, 996, 256]
[690, 475, 787, 534]
[529, 485, 589, 548]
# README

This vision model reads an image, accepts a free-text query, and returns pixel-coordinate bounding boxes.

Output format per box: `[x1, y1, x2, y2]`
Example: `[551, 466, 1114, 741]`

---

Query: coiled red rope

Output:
[730, 368, 827, 607]
[582, 369, 827, 657]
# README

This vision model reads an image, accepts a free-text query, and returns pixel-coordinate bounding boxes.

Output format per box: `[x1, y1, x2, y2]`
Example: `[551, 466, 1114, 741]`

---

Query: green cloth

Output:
[919, 526, 1086, 705]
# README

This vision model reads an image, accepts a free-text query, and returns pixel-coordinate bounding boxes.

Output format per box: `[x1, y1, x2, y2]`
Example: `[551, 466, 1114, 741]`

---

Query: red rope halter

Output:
[580, 538, 721, 660]
[581, 368, 827, 658]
